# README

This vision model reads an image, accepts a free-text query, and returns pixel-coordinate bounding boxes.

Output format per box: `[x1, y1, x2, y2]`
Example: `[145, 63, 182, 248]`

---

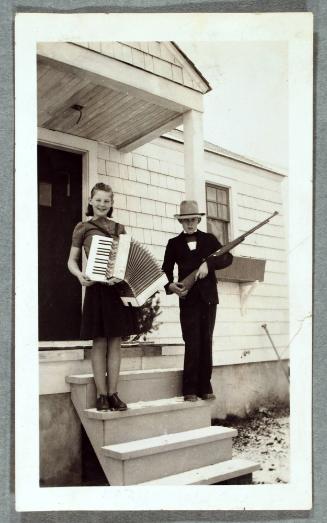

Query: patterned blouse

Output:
[71, 217, 126, 257]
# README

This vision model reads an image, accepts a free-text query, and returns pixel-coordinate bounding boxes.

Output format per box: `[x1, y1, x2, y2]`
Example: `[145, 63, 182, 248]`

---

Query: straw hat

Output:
[174, 200, 205, 219]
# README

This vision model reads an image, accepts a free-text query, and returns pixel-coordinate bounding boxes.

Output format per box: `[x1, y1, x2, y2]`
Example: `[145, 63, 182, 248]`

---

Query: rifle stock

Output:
[180, 211, 278, 291]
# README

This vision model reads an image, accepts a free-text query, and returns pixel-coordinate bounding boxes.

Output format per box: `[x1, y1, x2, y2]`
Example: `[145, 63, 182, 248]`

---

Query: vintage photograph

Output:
[15, 13, 312, 511]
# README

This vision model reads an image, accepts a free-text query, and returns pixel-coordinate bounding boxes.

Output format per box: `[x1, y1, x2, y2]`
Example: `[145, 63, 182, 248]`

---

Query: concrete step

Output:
[66, 368, 182, 408]
[84, 397, 212, 445]
[102, 425, 237, 485]
[138, 458, 261, 485]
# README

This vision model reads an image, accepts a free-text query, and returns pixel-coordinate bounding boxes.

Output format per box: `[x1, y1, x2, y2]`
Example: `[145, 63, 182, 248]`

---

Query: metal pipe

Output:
[261, 323, 290, 383]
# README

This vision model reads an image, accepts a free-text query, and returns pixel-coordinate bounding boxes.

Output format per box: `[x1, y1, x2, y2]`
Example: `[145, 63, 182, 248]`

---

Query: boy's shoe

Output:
[96, 394, 110, 411]
[200, 393, 216, 400]
[108, 392, 128, 411]
[184, 394, 198, 402]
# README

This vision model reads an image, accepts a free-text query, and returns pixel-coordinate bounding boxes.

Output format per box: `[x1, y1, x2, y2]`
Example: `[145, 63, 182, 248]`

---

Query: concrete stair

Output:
[66, 369, 260, 485]
[85, 397, 211, 446]
[103, 426, 236, 485]
[138, 458, 259, 485]
[66, 368, 182, 406]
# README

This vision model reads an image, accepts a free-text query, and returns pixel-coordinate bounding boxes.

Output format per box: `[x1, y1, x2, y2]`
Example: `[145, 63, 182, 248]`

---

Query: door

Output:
[38, 145, 83, 341]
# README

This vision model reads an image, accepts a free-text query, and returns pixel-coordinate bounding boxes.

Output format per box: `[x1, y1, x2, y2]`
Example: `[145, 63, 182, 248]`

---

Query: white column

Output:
[183, 110, 207, 229]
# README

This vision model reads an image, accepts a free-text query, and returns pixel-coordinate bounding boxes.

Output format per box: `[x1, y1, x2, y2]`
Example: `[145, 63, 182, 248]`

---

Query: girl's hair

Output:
[86, 182, 114, 217]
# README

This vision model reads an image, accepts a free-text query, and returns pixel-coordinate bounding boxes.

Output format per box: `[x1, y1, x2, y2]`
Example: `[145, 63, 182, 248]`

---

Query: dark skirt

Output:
[81, 283, 139, 340]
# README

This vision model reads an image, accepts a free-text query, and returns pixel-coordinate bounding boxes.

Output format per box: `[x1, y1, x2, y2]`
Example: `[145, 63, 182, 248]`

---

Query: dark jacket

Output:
[162, 229, 233, 306]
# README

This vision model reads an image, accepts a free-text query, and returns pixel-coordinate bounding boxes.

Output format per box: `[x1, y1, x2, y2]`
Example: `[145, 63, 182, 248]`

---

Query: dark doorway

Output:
[38, 145, 82, 341]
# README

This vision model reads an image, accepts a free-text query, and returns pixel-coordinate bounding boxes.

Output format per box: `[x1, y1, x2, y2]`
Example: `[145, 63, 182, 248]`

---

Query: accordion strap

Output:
[89, 220, 120, 237]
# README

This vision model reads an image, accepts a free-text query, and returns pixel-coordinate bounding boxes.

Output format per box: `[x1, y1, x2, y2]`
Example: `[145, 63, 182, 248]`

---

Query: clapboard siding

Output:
[215, 333, 289, 351]
[160, 295, 288, 318]
[238, 233, 285, 251]
[264, 260, 287, 273]
[153, 322, 289, 341]
[206, 175, 284, 206]
[238, 223, 285, 239]
[213, 347, 288, 366]
[238, 194, 284, 215]
[154, 319, 289, 340]
[238, 206, 284, 224]
[205, 153, 283, 187]
[236, 244, 286, 262]
[217, 281, 288, 298]
[93, 134, 289, 365]
[204, 147, 288, 363]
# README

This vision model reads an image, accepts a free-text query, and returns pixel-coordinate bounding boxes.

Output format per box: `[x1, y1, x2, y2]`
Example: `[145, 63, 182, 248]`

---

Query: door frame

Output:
[37, 127, 98, 217]
[37, 128, 98, 345]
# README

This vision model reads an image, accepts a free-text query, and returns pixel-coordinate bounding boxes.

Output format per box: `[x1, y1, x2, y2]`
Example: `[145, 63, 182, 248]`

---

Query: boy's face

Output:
[179, 217, 201, 235]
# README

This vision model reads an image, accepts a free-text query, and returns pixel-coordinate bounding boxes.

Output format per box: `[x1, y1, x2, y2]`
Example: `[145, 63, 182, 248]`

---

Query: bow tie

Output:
[185, 231, 198, 241]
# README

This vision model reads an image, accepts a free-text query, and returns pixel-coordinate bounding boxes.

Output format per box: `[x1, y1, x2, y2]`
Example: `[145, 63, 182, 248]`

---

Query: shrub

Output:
[124, 293, 162, 343]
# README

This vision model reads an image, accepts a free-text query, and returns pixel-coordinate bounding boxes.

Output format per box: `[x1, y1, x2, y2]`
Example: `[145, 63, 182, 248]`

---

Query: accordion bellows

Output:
[85, 234, 168, 306]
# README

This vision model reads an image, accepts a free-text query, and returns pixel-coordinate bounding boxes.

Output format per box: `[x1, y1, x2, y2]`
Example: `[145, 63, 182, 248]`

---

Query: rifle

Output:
[179, 211, 279, 291]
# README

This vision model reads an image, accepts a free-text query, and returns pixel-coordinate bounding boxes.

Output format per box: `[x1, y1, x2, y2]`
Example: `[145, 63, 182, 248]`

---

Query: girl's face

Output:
[89, 190, 113, 218]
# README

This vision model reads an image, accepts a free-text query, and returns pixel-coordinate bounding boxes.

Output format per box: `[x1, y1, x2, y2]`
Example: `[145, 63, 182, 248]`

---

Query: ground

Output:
[214, 405, 290, 484]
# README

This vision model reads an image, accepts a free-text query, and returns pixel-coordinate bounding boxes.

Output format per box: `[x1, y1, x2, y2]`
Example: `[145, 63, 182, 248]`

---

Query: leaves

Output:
[123, 293, 162, 343]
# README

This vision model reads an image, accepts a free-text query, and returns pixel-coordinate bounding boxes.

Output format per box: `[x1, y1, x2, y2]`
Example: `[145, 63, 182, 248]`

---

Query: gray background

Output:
[1, 1, 325, 521]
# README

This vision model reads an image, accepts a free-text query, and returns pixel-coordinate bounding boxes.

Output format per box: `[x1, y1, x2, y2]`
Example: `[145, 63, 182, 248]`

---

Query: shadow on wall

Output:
[39, 393, 82, 487]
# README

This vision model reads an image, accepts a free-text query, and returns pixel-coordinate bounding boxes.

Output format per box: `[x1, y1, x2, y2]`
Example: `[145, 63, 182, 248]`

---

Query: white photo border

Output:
[15, 12, 313, 511]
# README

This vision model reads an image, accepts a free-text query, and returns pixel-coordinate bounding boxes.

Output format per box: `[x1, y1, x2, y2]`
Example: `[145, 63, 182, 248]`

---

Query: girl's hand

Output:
[78, 273, 94, 286]
[195, 261, 208, 280]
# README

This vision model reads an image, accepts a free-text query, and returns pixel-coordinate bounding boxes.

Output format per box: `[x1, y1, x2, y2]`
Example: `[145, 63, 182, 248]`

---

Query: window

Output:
[206, 183, 230, 244]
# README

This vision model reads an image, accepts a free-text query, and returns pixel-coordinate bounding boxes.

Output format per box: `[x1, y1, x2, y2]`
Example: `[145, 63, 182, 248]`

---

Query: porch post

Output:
[183, 109, 207, 230]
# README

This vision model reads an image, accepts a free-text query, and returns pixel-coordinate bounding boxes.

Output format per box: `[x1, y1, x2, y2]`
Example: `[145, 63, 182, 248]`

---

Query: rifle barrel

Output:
[179, 210, 279, 291]
[239, 211, 278, 240]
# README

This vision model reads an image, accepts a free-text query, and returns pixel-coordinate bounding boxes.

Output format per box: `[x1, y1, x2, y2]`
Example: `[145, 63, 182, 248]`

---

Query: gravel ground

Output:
[214, 406, 290, 484]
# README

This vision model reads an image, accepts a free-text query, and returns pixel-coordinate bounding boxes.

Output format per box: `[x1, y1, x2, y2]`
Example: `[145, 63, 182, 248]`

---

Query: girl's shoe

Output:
[108, 392, 127, 411]
[96, 394, 110, 411]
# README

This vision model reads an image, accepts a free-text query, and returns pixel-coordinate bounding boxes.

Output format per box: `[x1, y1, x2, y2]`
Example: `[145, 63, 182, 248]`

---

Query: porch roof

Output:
[37, 42, 209, 153]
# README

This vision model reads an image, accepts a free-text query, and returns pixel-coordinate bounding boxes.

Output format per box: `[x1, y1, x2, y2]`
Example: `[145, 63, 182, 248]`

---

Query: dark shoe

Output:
[108, 392, 127, 411]
[184, 394, 198, 402]
[201, 393, 216, 400]
[96, 394, 110, 411]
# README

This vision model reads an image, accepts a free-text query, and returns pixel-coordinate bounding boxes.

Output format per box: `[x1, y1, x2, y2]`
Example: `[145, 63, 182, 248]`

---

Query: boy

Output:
[162, 200, 233, 401]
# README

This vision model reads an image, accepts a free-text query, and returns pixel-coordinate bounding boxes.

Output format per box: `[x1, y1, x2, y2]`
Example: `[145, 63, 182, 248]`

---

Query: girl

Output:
[68, 182, 138, 411]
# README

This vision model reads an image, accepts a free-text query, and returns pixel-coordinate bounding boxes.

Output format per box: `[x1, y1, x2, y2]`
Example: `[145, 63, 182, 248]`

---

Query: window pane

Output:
[207, 218, 228, 244]
[218, 203, 229, 220]
[206, 186, 217, 201]
[207, 201, 218, 217]
[217, 189, 227, 204]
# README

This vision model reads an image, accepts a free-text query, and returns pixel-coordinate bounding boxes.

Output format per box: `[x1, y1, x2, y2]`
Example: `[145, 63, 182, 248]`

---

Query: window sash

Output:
[206, 183, 230, 244]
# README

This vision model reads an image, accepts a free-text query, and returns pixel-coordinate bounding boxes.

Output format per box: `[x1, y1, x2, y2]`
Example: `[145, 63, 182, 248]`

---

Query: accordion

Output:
[85, 234, 168, 307]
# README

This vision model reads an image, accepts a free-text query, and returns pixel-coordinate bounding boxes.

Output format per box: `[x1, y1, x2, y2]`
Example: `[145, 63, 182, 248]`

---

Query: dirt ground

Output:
[214, 405, 290, 484]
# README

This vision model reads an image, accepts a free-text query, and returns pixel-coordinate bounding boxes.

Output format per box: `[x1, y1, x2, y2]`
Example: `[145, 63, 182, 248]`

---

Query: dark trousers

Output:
[180, 301, 217, 396]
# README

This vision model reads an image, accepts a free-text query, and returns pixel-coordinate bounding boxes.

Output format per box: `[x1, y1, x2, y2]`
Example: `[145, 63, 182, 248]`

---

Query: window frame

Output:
[205, 182, 231, 244]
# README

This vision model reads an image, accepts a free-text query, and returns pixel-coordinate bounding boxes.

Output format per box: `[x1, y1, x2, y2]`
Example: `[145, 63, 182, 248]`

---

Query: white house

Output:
[37, 41, 289, 486]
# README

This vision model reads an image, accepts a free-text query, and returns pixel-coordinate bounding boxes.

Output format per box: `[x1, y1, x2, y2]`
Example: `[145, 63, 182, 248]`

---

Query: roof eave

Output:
[172, 42, 212, 93]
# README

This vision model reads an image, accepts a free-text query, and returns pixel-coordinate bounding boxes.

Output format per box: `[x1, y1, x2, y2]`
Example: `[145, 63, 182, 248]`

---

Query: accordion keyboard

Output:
[85, 236, 114, 282]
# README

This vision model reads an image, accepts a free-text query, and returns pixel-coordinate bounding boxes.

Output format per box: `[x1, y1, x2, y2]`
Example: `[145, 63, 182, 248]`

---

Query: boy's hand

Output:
[195, 261, 208, 280]
[169, 282, 188, 297]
